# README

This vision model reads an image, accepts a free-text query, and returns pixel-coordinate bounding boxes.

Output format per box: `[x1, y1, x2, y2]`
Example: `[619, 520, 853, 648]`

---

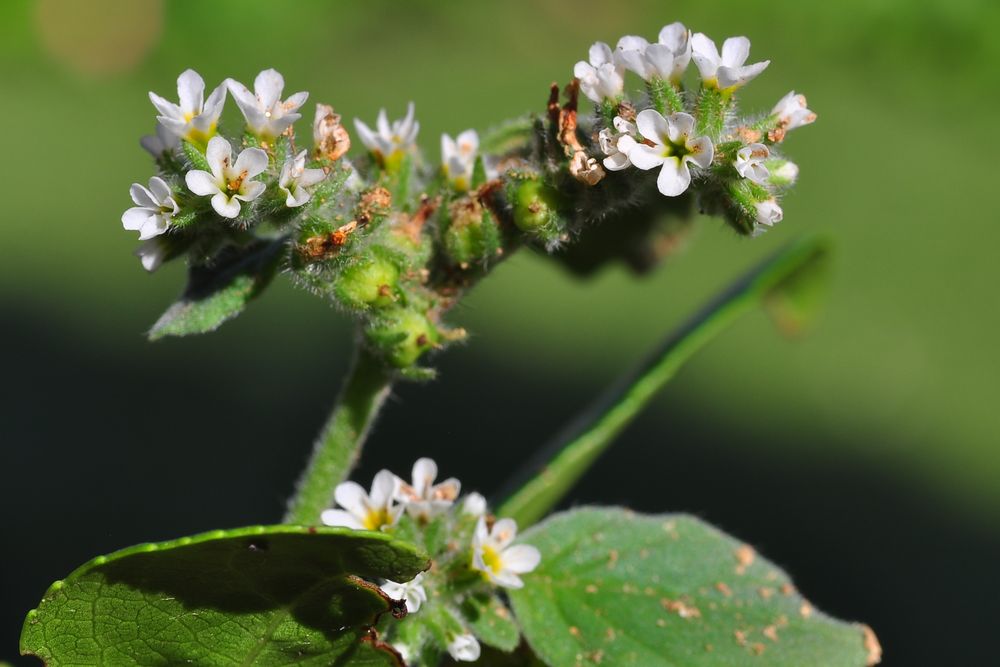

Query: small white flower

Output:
[627, 110, 714, 197]
[380, 572, 427, 614]
[148, 69, 226, 144]
[447, 633, 481, 662]
[135, 237, 167, 272]
[690, 34, 769, 90]
[771, 91, 817, 133]
[395, 457, 461, 520]
[769, 160, 799, 186]
[354, 103, 420, 163]
[461, 492, 487, 517]
[441, 129, 479, 191]
[140, 123, 180, 159]
[614, 22, 691, 83]
[599, 116, 638, 171]
[185, 136, 268, 219]
[734, 143, 770, 184]
[228, 69, 308, 140]
[278, 150, 327, 207]
[122, 176, 178, 240]
[574, 42, 625, 103]
[755, 198, 784, 226]
[321, 469, 403, 531]
[471, 517, 541, 589]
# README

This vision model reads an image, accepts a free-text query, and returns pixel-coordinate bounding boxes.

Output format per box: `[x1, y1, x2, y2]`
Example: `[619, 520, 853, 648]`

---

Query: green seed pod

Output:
[365, 307, 440, 369]
[506, 176, 567, 246]
[334, 253, 401, 310]
[441, 196, 502, 267]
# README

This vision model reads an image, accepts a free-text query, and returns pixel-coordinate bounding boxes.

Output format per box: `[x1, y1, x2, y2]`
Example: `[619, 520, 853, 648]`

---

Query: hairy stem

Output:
[284, 342, 394, 524]
[497, 238, 828, 527]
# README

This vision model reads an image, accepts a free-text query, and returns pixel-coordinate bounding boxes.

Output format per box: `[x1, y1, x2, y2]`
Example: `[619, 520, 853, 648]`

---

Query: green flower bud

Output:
[334, 254, 400, 310]
[366, 308, 440, 369]
[442, 197, 502, 268]
[507, 177, 567, 246]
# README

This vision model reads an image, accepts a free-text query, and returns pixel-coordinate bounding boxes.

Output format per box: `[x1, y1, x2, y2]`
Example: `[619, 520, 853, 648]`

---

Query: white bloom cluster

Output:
[122, 68, 331, 271]
[577, 22, 816, 231]
[321, 457, 540, 662]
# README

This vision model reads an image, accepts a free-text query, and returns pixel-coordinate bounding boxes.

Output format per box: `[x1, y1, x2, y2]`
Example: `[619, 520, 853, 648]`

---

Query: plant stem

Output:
[497, 238, 828, 527]
[284, 343, 394, 525]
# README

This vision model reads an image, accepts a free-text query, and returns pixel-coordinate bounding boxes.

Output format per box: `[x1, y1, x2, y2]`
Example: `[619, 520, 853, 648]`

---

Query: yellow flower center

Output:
[480, 545, 502, 574]
[363, 508, 390, 531]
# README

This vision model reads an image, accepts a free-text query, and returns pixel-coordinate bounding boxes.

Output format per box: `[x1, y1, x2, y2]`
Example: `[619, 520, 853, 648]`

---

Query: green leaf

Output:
[509, 508, 880, 667]
[21, 525, 429, 666]
[149, 239, 284, 340]
[462, 594, 520, 652]
[498, 238, 832, 528]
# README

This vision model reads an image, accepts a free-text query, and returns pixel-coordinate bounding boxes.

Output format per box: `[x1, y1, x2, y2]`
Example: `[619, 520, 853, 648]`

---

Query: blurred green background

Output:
[2, 0, 998, 664]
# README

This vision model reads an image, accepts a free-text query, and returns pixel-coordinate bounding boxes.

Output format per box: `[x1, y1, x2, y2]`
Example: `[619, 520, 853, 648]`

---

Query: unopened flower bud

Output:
[767, 159, 799, 186]
[367, 308, 440, 369]
[443, 197, 502, 267]
[334, 254, 400, 310]
[507, 178, 566, 245]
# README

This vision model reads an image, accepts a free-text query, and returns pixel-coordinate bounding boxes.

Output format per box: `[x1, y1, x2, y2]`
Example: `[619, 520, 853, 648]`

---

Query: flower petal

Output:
[122, 207, 153, 232]
[658, 22, 688, 50]
[148, 176, 172, 204]
[334, 481, 369, 517]
[686, 135, 714, 169]
[233, 147, 269, 178]
[635, 108, 668, 145]
[718, 61, 769, 90]
[667, 112, 695, 143]
[656, 157, 691, 197]
[211, 192, 240, 218]
[721, 36, 751, 67]
[148, 91, 182, 121]
[502, 544, 541, 573]
[205, 136, 232, 175]
[129, 183, 157, 208]
[236, 180, 265, 202]
[491, 518, 518, 549]
[627, 143, 666, 170]
[588, 41, 613, 67]
[690, 33, 720, 78]
[320, 509, 365, 529]
[185, 170, 219, 196]
[411, 458, 437, 495]
[491, 570, 524, 589]
[138, 215, 168, 240]
[369, 469, 398, 507]
[254, 68, 285, 110]
[176, 69, 205, 116]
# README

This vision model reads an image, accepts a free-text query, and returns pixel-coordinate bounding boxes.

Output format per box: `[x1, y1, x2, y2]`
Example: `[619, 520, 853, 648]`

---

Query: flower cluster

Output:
[576, 22, 815, 234]
[321, 458, 540, 663]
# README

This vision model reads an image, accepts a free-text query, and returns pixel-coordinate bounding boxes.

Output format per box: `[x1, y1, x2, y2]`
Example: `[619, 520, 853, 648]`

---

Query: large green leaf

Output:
[509, 508, 880, 667]
[21, 525, 429, 666]
[149, 239, 284, 340]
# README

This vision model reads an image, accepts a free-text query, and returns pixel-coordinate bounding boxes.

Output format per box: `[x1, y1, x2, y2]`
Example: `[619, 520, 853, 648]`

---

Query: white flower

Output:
[447, 633, 481, 662]
[441, 129, 479, 191]
[471, 517, 541, 589]
[755, 199, 784, 226]
[228, 69, 308, 140]
[321, 470, 403, 531]
[462, 492, 487, 517]
[140, 123, 179, 159]
[771, 91, 817, 133]
[395, 457, 461, 520]
[148, 69, 226, 144]
[734, 143, 770, 184]
[769, 160, 799, 186]
[627, 110, 714, 197]
[354, 103, 420, 162]
[380, 572, 427, 614]
[135, 238, 167, 272]
[599, 116, 638, 171]
[690, 34, 769, 90]
[278, 150, 327, 207]
[185, 136, 268, 219]
[574, 42, 625, 103]
[122, 176, 178, 241]
[614, 22, 691, 83]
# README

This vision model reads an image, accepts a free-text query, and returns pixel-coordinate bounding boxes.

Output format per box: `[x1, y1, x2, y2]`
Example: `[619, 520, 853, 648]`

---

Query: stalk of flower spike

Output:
[284, 345, 394, 525]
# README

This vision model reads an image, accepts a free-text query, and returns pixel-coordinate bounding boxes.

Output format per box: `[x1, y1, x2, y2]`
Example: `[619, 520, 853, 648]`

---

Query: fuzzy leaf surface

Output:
[21, 525, 429, 666]
[509, 508, 878, 667]
[149, 239, 284, 340]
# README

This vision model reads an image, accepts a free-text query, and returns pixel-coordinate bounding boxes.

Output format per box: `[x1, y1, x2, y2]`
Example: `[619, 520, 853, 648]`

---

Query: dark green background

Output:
[2, 0, 997, 664]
